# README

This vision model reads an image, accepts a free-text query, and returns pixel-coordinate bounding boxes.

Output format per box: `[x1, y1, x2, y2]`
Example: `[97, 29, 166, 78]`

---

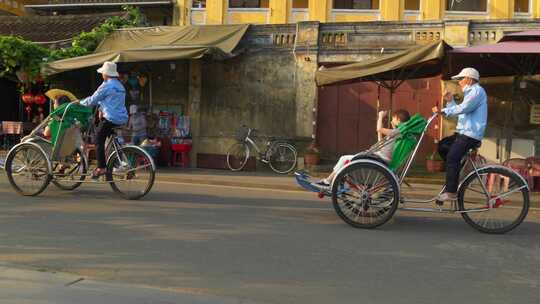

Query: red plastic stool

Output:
[170, 143, 192, 168]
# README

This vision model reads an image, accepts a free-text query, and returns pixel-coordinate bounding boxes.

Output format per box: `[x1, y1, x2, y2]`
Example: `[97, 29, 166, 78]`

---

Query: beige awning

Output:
[316, 40, 451, 86]
[43, 24, 249, 76]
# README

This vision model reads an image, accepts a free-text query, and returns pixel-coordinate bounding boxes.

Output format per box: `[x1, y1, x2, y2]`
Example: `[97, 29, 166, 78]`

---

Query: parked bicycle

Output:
[227, 125, 297, 174]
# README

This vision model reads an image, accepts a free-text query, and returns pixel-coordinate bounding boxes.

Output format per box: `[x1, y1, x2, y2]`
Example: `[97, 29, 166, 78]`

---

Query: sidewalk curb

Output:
[157, 176, 305, 191]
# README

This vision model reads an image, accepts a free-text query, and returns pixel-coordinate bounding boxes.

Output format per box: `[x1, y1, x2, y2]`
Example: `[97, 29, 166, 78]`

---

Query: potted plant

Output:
[426, 151, 444, 172]
[304, 142, 320, 166]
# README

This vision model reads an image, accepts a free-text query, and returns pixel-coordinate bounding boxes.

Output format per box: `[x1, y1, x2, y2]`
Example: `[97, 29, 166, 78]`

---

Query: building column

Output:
[489, 0, 513, 19]
[270, 0, 290, 24]
[294, 21, 320, 141]
[188, 60, 202, 167]
[380, 0, 404, 21]
[533, 0, 540, 18]
[421, 0, 444, 20]
[173, 0, 189, 25]
[207, 0, 226, 24]
[308, 0, 331, 22]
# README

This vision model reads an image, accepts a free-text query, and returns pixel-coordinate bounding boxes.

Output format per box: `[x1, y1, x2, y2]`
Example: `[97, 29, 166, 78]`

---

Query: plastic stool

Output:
[170, 144, 192, 168]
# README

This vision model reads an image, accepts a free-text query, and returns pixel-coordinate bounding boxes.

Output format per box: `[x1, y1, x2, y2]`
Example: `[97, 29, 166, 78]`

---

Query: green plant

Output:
[0, 36, 50, 81]
[0, 6, 145, 82]
[50, 6, 145, 61]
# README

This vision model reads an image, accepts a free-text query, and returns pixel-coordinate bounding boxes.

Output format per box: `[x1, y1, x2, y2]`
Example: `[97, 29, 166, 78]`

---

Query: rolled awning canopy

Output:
[316, 40, 451, 86]
[43, 24, 249, 76]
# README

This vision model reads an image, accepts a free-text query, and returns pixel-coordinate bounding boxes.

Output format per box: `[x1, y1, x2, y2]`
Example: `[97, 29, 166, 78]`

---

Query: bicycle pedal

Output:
[260, 159, 269, 163]
[435, 200, 444, 206]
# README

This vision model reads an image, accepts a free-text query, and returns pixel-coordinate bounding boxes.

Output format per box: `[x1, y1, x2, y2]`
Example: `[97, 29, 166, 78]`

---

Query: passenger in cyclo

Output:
[433, 67, 488, 202]
[43, 94, 72, 139]
[315, 109, 414, 189]
[75, 61, 129, 179]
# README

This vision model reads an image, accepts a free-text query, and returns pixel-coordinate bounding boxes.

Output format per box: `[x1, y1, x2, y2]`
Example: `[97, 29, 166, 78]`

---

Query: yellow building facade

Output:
[0, 0, 26, 15]
[175, 0, 539, 26]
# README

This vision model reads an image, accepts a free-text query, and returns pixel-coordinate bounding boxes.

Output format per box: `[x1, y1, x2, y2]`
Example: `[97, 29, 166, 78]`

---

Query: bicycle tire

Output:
[5, 143, 51, 196]
[268, 142, 297, 174]
[226, 142, 250, 171]
[458, 166, 529, 234]
[107, 146, 155, 200]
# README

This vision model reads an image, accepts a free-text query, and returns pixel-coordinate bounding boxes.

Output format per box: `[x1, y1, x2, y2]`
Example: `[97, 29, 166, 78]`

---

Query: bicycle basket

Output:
[235, 126, 249, 141]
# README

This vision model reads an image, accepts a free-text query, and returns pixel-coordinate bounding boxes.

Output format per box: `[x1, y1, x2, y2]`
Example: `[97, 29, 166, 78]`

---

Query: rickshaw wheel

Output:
[107, 146, 155, 200]
[331, 161, 399, 229]
[458, 166, 529, 234]
[5, 143, 51, 196]
[52, 149, 87, 191]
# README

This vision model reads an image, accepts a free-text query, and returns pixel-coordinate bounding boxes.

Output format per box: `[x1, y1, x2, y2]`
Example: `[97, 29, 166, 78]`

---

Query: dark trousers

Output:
[95, 119, 119, 169]
[438, 134, 480, 193]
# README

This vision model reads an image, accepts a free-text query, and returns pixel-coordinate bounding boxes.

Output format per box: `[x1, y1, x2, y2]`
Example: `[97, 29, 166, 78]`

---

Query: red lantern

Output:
[33, 94, 47, 105]
[22, 93, 34, 104]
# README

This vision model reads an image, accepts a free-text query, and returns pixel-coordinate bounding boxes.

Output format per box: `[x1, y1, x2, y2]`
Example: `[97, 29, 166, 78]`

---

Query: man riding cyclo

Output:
[74, 61, 129, 179]
[433, 67, 488, 202]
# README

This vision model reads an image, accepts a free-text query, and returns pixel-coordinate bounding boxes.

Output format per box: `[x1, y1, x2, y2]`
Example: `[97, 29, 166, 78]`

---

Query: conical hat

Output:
[45, 89, 78, 102]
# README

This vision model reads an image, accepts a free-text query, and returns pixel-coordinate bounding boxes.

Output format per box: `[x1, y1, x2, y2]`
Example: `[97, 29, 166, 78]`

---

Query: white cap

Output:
[129, 105, 138, 115]
[97, 61, 119, 77]
[451, 67, 480, 81]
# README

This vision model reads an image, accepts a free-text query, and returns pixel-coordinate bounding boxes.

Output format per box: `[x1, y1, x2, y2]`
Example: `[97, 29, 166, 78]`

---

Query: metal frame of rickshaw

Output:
[8, 101, 155, 186]
[330, 112, 530, 214]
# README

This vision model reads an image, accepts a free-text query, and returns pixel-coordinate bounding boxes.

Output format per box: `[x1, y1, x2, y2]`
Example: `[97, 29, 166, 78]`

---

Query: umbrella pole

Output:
[504, 77, 519, 160]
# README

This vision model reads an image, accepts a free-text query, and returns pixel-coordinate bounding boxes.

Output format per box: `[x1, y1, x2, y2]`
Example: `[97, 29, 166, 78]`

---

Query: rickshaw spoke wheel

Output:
[458, 166, 529, 234]
[52, 149, 87, 191]
[5, 143, 51, 196]
[332, 161, 399, 229]
[107, 146, 155, 200]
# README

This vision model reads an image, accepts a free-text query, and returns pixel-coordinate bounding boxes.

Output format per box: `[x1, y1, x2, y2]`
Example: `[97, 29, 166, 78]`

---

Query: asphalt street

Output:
[0, 175, 539, 304]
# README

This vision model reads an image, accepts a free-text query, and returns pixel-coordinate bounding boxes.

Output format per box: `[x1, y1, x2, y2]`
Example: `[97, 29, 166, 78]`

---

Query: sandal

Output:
[91, 168, 107, 180]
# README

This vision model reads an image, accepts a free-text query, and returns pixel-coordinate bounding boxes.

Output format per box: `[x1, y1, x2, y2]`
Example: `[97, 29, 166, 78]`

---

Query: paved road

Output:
[0, 175, 539, 304]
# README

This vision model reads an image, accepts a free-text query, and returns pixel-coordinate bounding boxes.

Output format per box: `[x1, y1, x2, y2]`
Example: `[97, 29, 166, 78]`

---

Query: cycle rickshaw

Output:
[3, 100, 156, 200]
[296, 112, 529, 234]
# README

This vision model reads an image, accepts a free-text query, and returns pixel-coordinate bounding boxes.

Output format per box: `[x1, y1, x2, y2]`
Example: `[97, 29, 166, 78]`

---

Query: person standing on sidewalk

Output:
[78, 61, 128, 179]
[432, 67, 488, 202]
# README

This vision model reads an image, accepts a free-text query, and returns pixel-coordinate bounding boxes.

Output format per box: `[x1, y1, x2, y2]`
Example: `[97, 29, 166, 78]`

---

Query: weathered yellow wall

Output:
[534, 0, 540, 17]
[206, 0, 226, 24]
[489, 0, 513, 19]
[228, 11, 269, 24]
[181, 0, 537, 25]
[174, 0, 188, 25]
[308, 0, 330, 22]
[190, 10, 207, 24]
[270, 0, 290, 24]
[333, 13, 379, 22]
[0, 0, 26, 16]
[380, 0, 404, 21]
[421, 0, 444, 20]
[444, 21, 469, 47]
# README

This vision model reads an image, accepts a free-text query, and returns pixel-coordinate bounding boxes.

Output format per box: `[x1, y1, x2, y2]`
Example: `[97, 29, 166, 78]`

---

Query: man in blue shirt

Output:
[433, 67, 488, 201]
[78, 61, 128, 178]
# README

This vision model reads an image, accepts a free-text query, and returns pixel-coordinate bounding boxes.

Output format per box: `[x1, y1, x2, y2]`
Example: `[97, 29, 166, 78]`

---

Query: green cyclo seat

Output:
[389, 113, 428, 171]
[48, 103, 93, 147]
